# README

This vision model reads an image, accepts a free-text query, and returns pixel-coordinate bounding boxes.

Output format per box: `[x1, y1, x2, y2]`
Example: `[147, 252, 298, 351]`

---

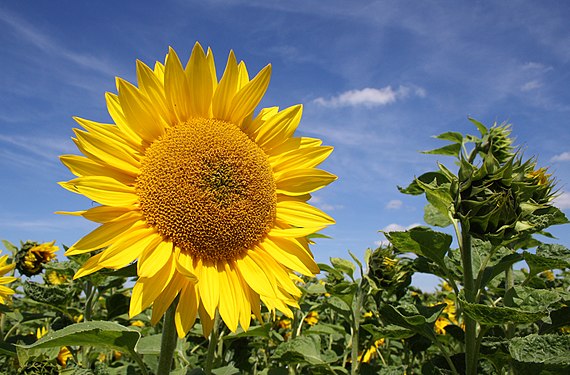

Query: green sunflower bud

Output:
[480, 122, 514, 164]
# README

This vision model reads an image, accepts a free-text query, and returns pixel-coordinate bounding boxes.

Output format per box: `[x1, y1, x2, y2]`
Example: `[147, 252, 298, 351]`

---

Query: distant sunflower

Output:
[59, 43, 336, 337]
[16, 241, 58, 276]
[0, 252, 16, 304]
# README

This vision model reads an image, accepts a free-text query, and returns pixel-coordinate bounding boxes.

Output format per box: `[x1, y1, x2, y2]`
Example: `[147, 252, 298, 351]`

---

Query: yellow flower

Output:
[130, 320, 145, 328]
[36, 327, 73, 367]
[304, 311, 319, 325]
[541, 270, 555, 281]
[46, 269, 68, 285]
[526, 167, 551, 186]
[360, 339, 385, 363]
[17, 241, 58, 276]
[59, 43, 336, 337]
[277, 318, 291, 330]
[0, 253, 16, 304]
[434, 316, 450, 335]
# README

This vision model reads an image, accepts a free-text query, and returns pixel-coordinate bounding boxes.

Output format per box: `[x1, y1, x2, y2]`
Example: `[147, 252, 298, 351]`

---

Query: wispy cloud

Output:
[386, 199, 403, 209]
[374, 222, 422, 246]
[551, 152, 570, 162]
[314, 85, 426, 108]
[553, 192, 570, 209]
[0, 134, 74, 161]
[0, 9, 116, 76]
[520, 80, 542, 92]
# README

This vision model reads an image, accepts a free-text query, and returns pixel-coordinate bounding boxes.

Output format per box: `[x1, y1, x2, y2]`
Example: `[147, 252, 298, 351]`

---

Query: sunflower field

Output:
[0, 45, 569, 375]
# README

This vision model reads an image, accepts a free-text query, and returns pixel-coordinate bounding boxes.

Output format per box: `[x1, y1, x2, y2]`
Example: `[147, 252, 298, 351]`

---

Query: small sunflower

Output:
[0, 252, 16, 304]
[15, 241, 58, 277]
[59, 43, 336, 337]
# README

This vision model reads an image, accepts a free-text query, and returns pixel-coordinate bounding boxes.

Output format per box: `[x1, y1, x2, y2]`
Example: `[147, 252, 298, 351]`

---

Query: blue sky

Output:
[1, 1, 569, 290]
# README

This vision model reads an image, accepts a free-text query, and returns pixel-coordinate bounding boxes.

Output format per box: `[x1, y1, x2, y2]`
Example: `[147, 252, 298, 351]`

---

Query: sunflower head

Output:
[59, 43, 336, 337]
[0, 252, 17, 305]
[15, 241, 58, 277]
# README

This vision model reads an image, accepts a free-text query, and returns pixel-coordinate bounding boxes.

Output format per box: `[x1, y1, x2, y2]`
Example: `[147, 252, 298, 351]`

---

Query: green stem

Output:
[204, 312, 220, 374]
[435, 340, 459, 375]
[129, 349, 150, 375]
[350, 286, 364, 375]
[84, 281, 96, 321]
[157, 296, 179, 375]
[460, 227, 478, 375]
[505, 265, 515, 375]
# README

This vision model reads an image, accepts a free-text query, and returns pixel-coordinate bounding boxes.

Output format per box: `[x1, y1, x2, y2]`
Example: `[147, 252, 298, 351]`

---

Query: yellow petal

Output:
[150, 273, 185, 325]
[217, 263, 239, 332]
[60, 155, 135, 185]
[175, 282, 198, 337]
[78, 205, 132, 223]
[275, 168, 337, 196]
[185, 42, 214, 117]
[197, 261, 220, 319]
[270, 146, 334, 173]
[65, 211, 142, 254]
[138, 240, 174, 278]
[262, 236, 319, 276]
[136, 60, 174, 126]
[198, 303, 215, 337]
[275, 200, 335, 227]
[99, 227, 160, 268]
[228, 64, 272, 124]
[267, 226, 326, 238]
[254, 105, 302, 150]
[59, 176, 138, 207]
[235, 251, 277, 299]
[117, 78, 166, 141]
[74, 252, 105, 279]
[72, 129, 140, 176]
[105, 92, 144, 147]
[130, 254, 176, 317]
[174, 248, 199, 281]
[212, 50, 239, 120]
[251, 248, 301, 297]
[164, 47, 191, 123]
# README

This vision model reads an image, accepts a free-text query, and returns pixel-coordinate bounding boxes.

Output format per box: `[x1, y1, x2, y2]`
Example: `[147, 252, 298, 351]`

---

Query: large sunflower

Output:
[59, 43, 336, 337]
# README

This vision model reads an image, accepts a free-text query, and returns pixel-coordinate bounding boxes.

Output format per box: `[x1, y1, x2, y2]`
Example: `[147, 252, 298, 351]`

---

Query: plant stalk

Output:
[157, 296, 179, 375]
[460, 227, 478, 375]
[204, 312, 220, 374]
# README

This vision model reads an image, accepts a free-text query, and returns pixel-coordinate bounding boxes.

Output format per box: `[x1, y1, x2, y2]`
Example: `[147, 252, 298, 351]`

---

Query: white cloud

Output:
[551, 152, 570, 162]
[381, 223, 422, 232]
[314, 85, 425, 108]
[386, 199, 403, 209]
[553, 192, 570, 209]
[521, 80, 542, 92]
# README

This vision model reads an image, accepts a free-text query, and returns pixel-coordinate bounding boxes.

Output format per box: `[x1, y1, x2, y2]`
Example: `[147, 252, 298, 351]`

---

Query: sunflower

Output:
[0, 252, 16, 304]
[59, 43, 336, 337]
[16, 241, 58, 276]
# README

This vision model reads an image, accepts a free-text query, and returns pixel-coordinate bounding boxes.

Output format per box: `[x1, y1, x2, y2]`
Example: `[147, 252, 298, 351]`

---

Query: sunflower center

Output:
[136, 118, 276, 262]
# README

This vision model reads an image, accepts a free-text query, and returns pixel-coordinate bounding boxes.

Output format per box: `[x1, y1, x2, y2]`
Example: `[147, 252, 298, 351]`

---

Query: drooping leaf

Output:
[16, 321, 140, 365]
[461, 297, 545, 325]
[386, 227, 452, 266]
[330, 257, 356, 280]
[434, 131, 463, 144]
[424, 203, 453, 228]
[422, 143, 461, 157]
[509, 334, 570, 365]
[272, 335, 330, 365]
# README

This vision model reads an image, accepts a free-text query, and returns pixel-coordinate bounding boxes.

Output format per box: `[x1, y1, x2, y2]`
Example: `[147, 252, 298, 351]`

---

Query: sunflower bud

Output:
[15, 241, 58, 277]
[368, 246, 412, 297]
[480, 122, 514, 164]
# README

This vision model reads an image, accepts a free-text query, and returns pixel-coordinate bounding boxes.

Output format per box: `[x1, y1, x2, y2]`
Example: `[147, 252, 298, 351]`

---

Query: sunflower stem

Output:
[204, 312, 220, 374]
[157, 296, 179, 375]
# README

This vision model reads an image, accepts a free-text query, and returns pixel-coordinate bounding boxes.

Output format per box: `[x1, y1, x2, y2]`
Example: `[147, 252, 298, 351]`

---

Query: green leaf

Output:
[330, 257, 356, 280]
[398, 171, 450, 196]
[480, 253, 523, 288]
[2, 240, 18, 254]
[272, 335, 329, 365]
[523, 252, 570, 277]
[424, 203, 452, 227]
[422, 143, 461, 157]
[434, 131, 463, 144]
[306, 323, 346, 336]
[461, 297, 545, 325]
[211, 364, 240, 375]
[509, 334, 570, 365]
[16, 321, 140, 364]
[135, 334, 161, 355]
[0, 340, 16, 357]
[378, 303, 444, 341]
[325, 296, 352, 319]
[360, 324, 414, 340]
[107, 293, 129, 320]
[385, 227, 452, 266]
[224, 323, 271, 341]
[469, 117, 488, 136]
